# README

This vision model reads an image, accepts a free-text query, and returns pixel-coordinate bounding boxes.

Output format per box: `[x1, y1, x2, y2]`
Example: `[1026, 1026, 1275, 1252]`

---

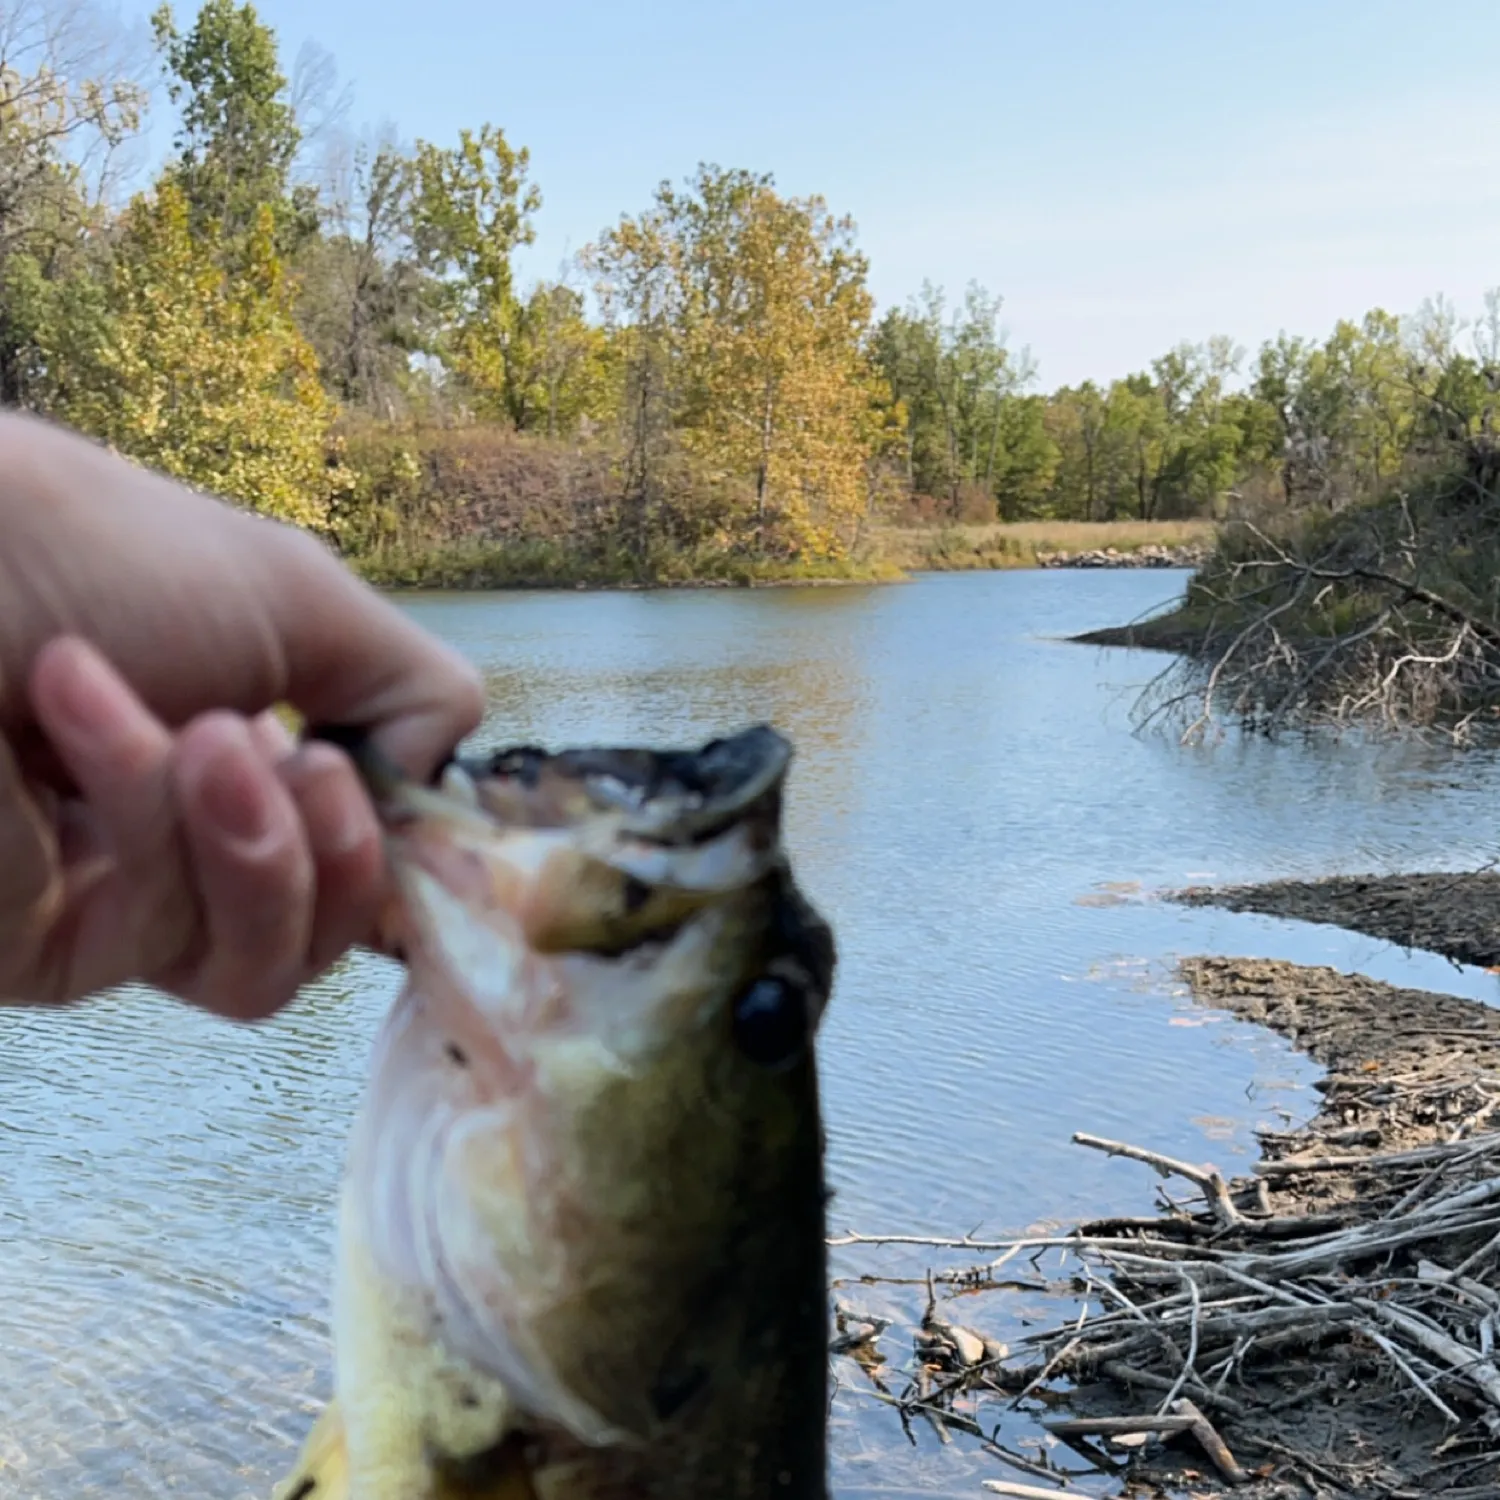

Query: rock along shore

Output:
[1036, 542, 1209, 569]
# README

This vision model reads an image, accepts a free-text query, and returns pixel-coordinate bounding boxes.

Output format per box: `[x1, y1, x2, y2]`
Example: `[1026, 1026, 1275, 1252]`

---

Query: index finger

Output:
[0, 417, 483, 775]
[248, 525, 485, 779]
[0, 732, 63, 986]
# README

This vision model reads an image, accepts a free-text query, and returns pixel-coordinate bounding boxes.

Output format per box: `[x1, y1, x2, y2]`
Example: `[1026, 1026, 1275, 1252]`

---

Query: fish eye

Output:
[731, 976, 808, 1071]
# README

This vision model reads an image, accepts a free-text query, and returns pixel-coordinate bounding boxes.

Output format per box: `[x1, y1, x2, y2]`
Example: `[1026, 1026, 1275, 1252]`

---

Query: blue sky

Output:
[122, 0, 1500, 388]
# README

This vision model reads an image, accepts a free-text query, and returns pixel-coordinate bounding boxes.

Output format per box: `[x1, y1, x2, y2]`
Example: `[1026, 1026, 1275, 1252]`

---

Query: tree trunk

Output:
[756, 378, 776, 552]
[982, 396, 1003, 489]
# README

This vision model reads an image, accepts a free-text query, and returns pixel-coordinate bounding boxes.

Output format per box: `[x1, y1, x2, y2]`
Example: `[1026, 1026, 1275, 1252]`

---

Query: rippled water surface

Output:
[6, 569, 1500, 1498]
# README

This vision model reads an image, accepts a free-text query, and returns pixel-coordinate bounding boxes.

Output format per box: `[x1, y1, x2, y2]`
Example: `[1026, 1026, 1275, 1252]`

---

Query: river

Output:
[4, 568, 1500, 1498]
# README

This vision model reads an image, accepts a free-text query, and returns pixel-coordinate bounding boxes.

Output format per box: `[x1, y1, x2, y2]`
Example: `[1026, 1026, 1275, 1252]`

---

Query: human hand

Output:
[0, 414, 486, 1018]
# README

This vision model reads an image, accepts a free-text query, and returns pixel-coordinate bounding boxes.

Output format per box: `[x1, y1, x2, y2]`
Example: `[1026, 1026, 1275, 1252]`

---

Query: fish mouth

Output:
[312, 721, 790, 848]
[310, 723, 794, 978]
[453, 724, 790, 842]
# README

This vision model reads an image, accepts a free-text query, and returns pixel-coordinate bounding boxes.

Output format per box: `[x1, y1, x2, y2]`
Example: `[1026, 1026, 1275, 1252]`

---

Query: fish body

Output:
[275, 726, 835, 1500]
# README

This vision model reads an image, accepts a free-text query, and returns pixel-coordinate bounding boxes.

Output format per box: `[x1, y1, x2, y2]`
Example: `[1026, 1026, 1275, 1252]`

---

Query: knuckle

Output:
[268, 519, 343, 581]
[214, 867, 307, 951]
[191, 975, 295, 1022]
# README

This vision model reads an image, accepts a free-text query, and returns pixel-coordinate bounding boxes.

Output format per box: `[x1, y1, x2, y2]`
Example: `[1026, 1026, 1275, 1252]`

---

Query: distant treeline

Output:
[4, 0, 1498, 577]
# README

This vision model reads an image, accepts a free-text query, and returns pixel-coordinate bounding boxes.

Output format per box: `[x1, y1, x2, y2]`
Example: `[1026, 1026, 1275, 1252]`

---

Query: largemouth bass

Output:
[274, 724, 836, 1500]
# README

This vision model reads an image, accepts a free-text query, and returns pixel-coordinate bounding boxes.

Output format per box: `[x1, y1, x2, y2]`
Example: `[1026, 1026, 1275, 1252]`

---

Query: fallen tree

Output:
[1079, 435, 1500, 745]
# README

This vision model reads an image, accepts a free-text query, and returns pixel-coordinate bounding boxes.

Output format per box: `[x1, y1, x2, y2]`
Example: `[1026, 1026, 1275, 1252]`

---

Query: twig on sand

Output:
[1072, 1132, 1244, 1228]
[1172, 1398, 1250, 1485]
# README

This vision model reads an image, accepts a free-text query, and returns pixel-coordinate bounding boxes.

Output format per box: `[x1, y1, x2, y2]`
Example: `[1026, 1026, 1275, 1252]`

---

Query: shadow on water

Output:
[4, 569, 1500, 1496]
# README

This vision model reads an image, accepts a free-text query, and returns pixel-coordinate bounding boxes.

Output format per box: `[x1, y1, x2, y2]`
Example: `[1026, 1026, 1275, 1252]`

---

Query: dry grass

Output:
[980, 519, 1213, 550]
[879, 518, 1214, 572]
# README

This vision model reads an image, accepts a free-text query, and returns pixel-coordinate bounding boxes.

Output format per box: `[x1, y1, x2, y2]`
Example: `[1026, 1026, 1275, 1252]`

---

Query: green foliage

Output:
[875, 291, 1500, 533]
[874, 281, 1031, 516]
[1248, 310, 1410, 505]
[490, 279, 615, 435]
[2, 239, 112, 404]
[408, 123, 541, 420]
[151, 0, 314, 256]
[990, 394, 1059, 517]
[871, 303, 1255, 524]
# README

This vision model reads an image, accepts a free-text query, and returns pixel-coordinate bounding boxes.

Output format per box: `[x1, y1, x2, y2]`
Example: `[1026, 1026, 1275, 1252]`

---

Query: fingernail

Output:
[249, 709, 297, 763]
[287, 744, 373, 857]
[41, 641, 123, 741]
[198, 735, 274, 846]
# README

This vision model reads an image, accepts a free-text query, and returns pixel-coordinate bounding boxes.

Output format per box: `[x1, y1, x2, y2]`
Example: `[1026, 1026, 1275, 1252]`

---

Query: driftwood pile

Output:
[833, 1118, 1500, 1497]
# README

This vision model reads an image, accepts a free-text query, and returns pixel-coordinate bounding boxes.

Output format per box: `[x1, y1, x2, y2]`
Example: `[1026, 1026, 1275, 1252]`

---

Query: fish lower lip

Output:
[440, 762, 480, 807]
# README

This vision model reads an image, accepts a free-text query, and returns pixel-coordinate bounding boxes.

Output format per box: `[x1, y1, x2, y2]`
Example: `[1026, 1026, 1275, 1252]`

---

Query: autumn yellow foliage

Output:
[46, 180, 340, 528]
[674, 181, 881, 558]
[590, 167, 886, 563]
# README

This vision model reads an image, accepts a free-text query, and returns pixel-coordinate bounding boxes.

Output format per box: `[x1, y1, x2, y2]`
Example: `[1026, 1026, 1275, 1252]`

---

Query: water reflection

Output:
[3, 570, 1500, 1497]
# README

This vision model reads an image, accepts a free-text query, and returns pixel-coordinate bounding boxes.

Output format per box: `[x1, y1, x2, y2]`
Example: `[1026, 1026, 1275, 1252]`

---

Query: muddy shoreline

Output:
[1070, 613, 1219, 654]
[839, 871, 1500, 1498]
[1176, 872, 1500, 972]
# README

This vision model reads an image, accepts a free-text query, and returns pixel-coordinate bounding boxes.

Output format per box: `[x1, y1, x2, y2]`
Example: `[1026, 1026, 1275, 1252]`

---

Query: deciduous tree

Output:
[44, 179, 338, 527]
[297, 135, 424, 415]
[408, 122, 540, 419]
[151, 0, 313, 255]
[0, 0, 147, 401]
[593, 164, 884, 558]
